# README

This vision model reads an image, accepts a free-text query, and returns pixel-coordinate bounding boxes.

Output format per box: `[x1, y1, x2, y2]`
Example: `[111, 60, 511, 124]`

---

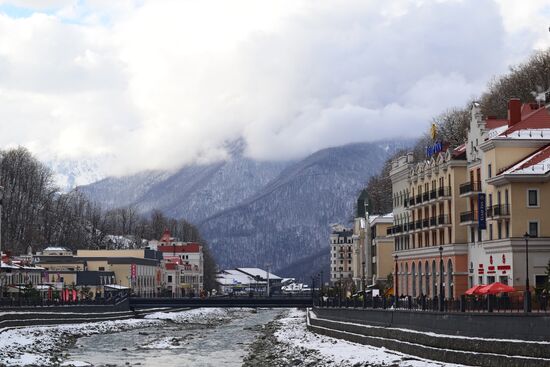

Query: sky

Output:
[0, 0, 550, 175]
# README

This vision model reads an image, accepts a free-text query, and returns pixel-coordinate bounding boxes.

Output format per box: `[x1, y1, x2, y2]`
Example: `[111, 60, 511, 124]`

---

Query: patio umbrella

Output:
[478, 282, 516, 295]
[465, 285, 485, 295]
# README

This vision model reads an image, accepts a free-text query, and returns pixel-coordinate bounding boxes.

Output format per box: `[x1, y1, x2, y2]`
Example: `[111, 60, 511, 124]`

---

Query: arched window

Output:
[425, 261, 430, 297]
[447, 259, 454, 299]
[418, 262, 423, 296]
[405, 263, 409, 296]
[412, 262, 416, 297]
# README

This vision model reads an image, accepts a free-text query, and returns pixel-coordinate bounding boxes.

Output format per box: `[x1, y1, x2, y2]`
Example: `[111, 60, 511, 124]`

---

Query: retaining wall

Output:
[313, 306, 550, 341]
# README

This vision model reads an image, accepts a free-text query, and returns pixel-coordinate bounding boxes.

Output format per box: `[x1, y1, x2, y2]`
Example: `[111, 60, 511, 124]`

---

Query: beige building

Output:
[464, 99, 550, 291]
[369, 214, 394, 287]
[329, 225, 354, 285]
[390, 141, 470, 299]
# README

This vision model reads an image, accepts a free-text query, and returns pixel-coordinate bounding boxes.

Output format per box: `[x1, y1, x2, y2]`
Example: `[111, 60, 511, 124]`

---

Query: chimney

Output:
[508, 98, 521, 127]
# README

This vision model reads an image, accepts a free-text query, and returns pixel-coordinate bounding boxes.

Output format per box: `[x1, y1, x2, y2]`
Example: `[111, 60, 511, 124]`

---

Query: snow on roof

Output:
[499, 144, 550, 176]
[43, 246, 71, 252]
[499, 105, 550, 136]
[497, 128, 550, 140]
[1, 261, 19, 269]
[235, 268, 281, 280]
[368, 213, 393, 224]
[104, 284, 130, 290]
[217, 271, 257, 285]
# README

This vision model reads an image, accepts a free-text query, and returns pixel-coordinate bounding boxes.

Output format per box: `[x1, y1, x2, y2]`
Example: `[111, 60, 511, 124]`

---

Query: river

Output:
[64, 309, 283, 367]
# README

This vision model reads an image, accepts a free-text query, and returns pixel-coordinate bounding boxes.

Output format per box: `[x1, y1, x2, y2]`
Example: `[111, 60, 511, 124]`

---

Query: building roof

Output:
[157, 244, 201, 253]
[235, 267, 281, 280]
[369, 213, 393, 225]
[43, 246, 72, 252]
[499, 104, 550, 136]
[499, 144, 550, 176]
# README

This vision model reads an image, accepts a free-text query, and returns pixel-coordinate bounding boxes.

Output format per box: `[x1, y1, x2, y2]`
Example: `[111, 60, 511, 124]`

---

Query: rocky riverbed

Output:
[243, 309, 461, 367]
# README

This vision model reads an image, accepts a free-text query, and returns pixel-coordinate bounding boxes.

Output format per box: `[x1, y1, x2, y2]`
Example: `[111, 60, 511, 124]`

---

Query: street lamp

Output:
[523, 232, 532, 312]
[438, 246, 444, 312]
[361, 261, 365, 293]
[394, 254, 399, 299]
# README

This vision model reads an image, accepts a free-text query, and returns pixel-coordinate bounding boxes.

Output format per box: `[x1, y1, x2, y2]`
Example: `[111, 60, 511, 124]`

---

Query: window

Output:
[489, 224, 493, 240]
[478, 276, 483, 285]
[529, 221, 539, 237]
[499, 276, 508, 285]
[168, 275, 173, 283]
[98, 267, 105, 271]
[487, 275, 495, 284]
[505, 221, 510, 238]
[528, 189, 539, 207]
[488, 164, 492, 178]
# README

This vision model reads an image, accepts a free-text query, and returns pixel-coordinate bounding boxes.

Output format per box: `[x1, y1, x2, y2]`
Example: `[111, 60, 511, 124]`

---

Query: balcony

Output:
[415, 220, 422, 230]
[437, 186, 451, 199]
[415, 194, 422, 205]
[408, 197, 415, 207]
[487, 204, 510, 218]
[429, 216, 437, 227]
[422, 192, 430, 202]
[460, 210, 478, 224]
[422, 218, 430, 228]
[459, 181, 482, 197]
[429, 189, 437, 201]
[437, 214, 450, 226]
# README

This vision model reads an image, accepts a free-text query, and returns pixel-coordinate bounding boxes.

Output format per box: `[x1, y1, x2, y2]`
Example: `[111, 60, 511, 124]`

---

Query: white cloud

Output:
[0, 0, 547, 175]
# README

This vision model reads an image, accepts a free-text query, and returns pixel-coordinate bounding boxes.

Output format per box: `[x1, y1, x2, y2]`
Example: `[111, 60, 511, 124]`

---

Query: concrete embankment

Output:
[308, 308, 550, 367]
[0, 300, 189, 330]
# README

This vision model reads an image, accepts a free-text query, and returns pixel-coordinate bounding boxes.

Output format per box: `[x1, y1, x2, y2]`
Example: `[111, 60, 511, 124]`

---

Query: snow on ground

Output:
[275, 309, 464, 367]
[144, 307, 234, 324]
[0, 308, 237, 366]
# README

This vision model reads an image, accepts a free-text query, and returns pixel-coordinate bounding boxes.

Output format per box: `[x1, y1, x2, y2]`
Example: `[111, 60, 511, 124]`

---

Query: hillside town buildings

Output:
[388, 98, 550, 299]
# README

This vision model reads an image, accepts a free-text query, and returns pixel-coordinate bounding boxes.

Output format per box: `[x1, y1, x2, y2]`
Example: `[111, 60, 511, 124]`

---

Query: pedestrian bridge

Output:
[129, 296, 312, 309]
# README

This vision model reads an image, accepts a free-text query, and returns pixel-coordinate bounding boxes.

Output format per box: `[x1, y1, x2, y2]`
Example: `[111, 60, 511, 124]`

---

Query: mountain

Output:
[197, 142, 404, 280]
[79, 157, 289, 223]
[47, 157, 106, 192]
[80, 140, 410, 280]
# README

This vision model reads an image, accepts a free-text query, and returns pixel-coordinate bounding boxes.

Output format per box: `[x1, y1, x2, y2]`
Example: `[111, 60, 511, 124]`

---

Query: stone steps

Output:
[308, 310, 550, 367]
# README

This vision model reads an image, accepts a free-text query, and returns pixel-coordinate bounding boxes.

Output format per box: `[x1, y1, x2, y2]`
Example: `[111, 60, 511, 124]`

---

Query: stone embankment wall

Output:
[0, 300, 134, 329]
[309, 308, 550, 367]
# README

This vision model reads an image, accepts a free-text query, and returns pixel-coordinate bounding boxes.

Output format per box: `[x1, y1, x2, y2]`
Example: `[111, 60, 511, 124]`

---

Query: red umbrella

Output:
[478, 282, 516, 295]
[465, 285, 485, 295]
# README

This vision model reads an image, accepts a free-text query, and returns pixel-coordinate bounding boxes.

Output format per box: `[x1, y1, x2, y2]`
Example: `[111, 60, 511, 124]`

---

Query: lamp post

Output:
[439, 246, 444, 312]
[394, 254, 399, 300]
[361, 261, 365, 293]
[523, 232, 532, 313]
[320, 270, 324, 296]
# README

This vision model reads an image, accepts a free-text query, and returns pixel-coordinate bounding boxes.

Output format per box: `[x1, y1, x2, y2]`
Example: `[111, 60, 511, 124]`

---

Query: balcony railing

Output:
[429, 217, 437, 227]
[422, 192, 430, 202]
[437, 186, 451, 198]
[422, 218, 430, 228]
[429, 189, 437, 200]
[437, 214, 450, 225]
[415, 194, 422, 205]
[409, 197, 415, 207]
[460, 210, 478, 223]
[487, 204, 510, 217]
[459, 181, 482, 195]
[415, 220, 422, 230]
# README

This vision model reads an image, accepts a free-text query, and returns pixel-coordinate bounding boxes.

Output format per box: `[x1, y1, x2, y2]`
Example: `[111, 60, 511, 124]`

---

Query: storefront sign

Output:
[131, 263, 137, 281]
[478, 193, 487, 229]
[497, 265, 511, 270]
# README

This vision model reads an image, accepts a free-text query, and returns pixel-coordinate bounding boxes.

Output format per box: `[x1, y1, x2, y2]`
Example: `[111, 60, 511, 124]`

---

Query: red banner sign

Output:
[131, 264, 137, 280]
[497, 265, 511, 270]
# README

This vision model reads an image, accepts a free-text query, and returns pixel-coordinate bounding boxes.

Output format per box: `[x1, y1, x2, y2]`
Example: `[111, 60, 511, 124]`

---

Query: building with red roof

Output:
[150, 229, 204, 296]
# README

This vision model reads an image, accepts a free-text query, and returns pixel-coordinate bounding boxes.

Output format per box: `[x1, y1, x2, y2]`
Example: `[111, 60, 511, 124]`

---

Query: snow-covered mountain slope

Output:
[80, 140, 411, 280]
[198, 142, 406, 279]
[47, 157, 106, 192]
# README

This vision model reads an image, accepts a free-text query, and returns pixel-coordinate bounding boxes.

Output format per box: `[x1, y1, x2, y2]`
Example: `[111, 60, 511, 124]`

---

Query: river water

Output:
[64, 309, 283, 367]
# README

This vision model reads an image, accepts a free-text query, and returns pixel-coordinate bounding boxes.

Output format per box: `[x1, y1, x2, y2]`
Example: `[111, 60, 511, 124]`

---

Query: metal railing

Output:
[488, 204, 510, 217]
[315, 294, 550, 314]
[437, 214, 450, 225]
[459, 181, 482, 195]
[437, 186, 451, 198]
[460, 210, 478, 223]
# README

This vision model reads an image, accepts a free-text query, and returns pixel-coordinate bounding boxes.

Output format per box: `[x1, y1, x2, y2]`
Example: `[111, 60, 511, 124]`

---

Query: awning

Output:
[465, 284, 485, 295]
[477, 282, 516, 295]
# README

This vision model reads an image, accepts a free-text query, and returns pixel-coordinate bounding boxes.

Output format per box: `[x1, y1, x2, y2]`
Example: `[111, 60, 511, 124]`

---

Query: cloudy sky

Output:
[1, 0, 549, 175]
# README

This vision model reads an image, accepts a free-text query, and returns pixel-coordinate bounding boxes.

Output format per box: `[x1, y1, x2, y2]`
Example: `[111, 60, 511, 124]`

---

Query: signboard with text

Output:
[131, 263, 137, 281]
[478, 193, 486, 230]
